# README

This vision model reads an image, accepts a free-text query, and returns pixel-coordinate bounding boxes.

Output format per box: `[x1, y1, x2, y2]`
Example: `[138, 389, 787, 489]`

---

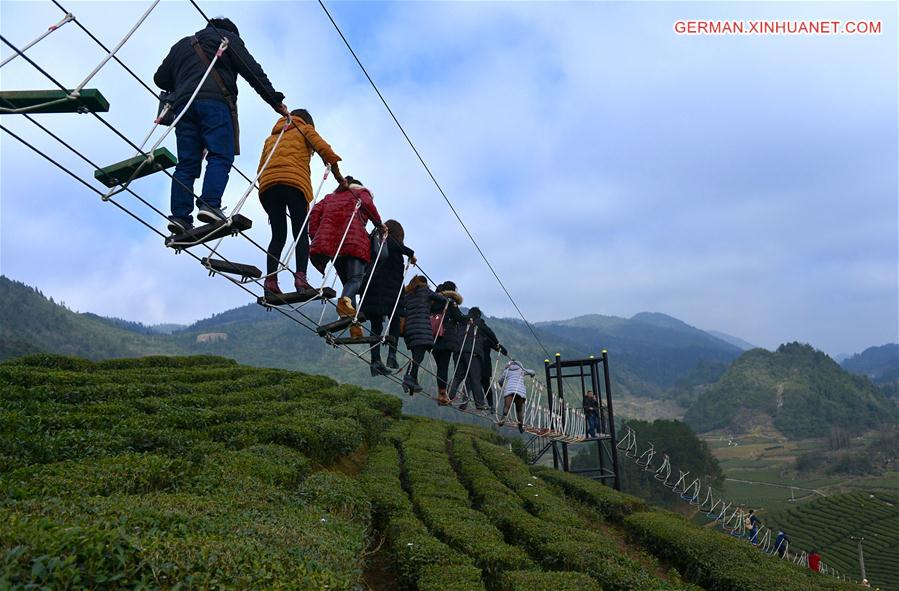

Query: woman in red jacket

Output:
[308, 176, 385, 320]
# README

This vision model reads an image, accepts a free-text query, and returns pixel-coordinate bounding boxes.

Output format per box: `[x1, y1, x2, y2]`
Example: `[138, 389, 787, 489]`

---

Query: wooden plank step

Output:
[202, 257, 262, 279]
[257, 287, 336, 307]
[330, 336, 396, 346]
[316, 317, 353, 336]
[0, 89, 110, 114]
[94, 148, 177, 188]
[164, 214, 252, 250]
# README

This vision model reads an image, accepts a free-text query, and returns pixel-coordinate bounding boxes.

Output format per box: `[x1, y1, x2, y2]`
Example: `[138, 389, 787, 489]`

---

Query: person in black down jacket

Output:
[361, 220, 415, 376]
[469, 307, 506, 411]
[430, 281, 466, 406]
[450, 311, 489, 411]
[154, 18, 288, 234]
[401, 275, 445, 395]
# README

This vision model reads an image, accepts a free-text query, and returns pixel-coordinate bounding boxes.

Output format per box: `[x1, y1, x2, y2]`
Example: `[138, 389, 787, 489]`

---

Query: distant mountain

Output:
[706, 330, 756, 351]
[683, 342, 898, 439]
[537, 312, 743, 390]
[0, 276, 746, 417]
[0, 277, 181, 360]
[841, 344, 899, 384]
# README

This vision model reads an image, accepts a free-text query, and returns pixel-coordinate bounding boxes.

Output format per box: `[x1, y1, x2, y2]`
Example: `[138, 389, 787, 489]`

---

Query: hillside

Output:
[766, 492, 899, 591]
[0, 354, 864, 590]
[537, 312, 743, 390]
[0, 275, 748, 416]
[0, 277, 181, 360]
[683, 343, 898, 439]
[842, 344, 899, 384]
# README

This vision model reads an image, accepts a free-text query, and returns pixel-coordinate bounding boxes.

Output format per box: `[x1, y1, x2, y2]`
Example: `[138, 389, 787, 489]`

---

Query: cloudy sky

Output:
[1, 0, 896, 356]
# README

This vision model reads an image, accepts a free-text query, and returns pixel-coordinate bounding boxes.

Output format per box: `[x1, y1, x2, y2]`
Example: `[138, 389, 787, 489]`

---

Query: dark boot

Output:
[386, 350, 399, 370]
[370, 360, 389, 377]
[294, 271, 312, 292]
[402, 374, 419, 396]
[264, 276, 282, 295]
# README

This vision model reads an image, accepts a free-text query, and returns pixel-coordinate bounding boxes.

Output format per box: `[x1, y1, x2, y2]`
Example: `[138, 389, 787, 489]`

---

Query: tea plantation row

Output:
[766, 492, 899, 591]
[0, 354, 868, 590]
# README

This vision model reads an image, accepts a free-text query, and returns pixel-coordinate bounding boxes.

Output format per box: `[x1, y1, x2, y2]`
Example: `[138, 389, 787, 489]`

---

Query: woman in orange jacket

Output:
[257, 109, 344, 294]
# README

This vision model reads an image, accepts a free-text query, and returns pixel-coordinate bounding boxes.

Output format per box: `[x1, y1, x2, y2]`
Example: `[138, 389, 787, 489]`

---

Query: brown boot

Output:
[264, 276, 282, 295]
[437, 388, 450, 406]
[336, 296, 356, 318]
[294, 271, 312, 292]
[349, 323, 364, 339]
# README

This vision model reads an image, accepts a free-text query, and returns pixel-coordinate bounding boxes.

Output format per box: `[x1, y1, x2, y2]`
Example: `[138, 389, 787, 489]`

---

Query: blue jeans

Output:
[335, 256, 367, 301]
[171, 99, 235, 222]
[586, 412, 598, 438]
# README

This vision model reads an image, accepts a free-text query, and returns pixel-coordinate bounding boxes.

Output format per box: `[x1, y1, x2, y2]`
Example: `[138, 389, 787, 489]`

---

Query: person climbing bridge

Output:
[360, 219, 415, 376]
[401, 275, 446, 395]
[808, 548, 821, 572]
[257, 109, 343, 295]
[309, 176, 385, 337]
[450, 310, 489, 411]
[745, 509, 760, 544]
[583, 390, 600, 438]
[497, 359, 536, 433]
[430, 280, 466, 405]
[468, 307, 506, 411]
[154, 17, 288, 234]
[774, 530, 790, 558]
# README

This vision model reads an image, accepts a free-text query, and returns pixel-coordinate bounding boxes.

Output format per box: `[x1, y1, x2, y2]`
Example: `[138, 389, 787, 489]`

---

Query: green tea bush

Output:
[499, 570, 602, 591]
[532, 464, 647, 521]
[360, 435, 477, 590]
[0, 357, 401, 589]
[300, 471, 370, 525]
[401, 423, 536, 577]
[623, 510, 859, 591]
[419, 564, 486, 591]
[1, 453, 190, 499]
[191, 444, 309, 492]
[451, 434, 668, 591]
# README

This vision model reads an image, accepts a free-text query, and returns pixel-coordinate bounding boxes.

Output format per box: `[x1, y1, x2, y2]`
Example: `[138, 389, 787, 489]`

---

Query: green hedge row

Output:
[401, 423, 536, 577]
[499, 570, 602, 591]
[623, 510, 860, 591]
[530, 464, 648, 522]
[360, 425, 482, 591]
[452, 434, 672, 591]
[2, 353, 239, 370]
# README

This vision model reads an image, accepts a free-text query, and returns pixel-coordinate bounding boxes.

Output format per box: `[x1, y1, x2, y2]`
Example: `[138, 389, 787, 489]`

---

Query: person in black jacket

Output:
[431, 281, 466, 405]
[154, 18, 288, 234]
[401, 275, 445, 395]
[469, 307, 506, 411]
[450, 311, 491, 411]
[362, 219, 415, 376]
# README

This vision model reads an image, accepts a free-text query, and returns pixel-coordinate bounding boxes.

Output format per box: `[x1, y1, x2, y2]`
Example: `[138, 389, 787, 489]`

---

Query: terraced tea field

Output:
[767, 492, 899, 591]
[0, 354, 867, 589]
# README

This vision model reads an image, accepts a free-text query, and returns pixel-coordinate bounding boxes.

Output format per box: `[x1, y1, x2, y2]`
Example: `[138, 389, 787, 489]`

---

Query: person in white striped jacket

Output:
[497, 360, 536, 433]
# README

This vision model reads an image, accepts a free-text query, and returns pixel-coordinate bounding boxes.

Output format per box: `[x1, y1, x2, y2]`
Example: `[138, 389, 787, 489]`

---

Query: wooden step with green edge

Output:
[0, 89, 110, 114]
[257, 287, 336, 307]
[164, 214, 252, 251]
[201, 257, 262, 280]
[316, 316, 366, 337]
[94, 148, 177, 188]
[329, 335, 395, 346]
